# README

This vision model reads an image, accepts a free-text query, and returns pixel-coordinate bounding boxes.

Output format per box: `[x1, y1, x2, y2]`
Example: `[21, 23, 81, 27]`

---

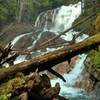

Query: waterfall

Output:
[9, 2, 92, 99]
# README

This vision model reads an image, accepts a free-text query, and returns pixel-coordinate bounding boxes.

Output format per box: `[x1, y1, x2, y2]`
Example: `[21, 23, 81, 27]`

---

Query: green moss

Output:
[0, 95, 8, 100]
[0, 76, 25, 96]
[89, 50, 100, 69]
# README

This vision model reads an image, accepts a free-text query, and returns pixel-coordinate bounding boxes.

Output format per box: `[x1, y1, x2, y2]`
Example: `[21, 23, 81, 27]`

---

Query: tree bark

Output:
[16, 0, 27, 23]
[0, 33, 100, 82]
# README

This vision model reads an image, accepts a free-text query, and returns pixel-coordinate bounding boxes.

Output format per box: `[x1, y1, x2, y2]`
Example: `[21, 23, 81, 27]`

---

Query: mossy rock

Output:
[0, 95, 8, 100]
[0, 76, 25, 96]
[89, 50, 100, 69]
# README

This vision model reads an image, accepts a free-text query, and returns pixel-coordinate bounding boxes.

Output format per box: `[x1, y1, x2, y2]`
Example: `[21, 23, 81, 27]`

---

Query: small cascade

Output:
[11, 32, 33, 48]
[50, 54, 91, 99]
[35, 8, 59, 31]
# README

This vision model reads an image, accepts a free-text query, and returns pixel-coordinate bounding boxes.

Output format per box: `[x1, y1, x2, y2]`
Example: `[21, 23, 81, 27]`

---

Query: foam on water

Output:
[14, 55, 27, 64]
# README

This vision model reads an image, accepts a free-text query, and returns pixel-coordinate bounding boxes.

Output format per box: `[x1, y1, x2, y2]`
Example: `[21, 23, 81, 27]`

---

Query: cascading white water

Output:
[11, 32, 33, 47]
[9, 2, 92, 99]
[50, 54, 89, 99]
[51, 3, 81, 33]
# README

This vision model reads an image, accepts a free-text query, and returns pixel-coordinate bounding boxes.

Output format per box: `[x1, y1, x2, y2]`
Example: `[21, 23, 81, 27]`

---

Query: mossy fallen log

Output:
[0, 33, 100, 83]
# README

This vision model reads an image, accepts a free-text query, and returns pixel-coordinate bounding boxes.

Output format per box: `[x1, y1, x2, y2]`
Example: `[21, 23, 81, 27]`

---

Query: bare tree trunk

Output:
[16, 0, 26, 23]
[0, 33, 100, 82]
[81, 0, 85, 14]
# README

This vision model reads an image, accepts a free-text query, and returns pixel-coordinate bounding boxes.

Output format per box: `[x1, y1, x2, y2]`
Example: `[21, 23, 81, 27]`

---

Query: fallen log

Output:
[0, 33, 100, 82]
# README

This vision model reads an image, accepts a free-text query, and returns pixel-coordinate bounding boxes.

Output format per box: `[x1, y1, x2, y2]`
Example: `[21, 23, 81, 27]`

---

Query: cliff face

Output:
[74, 52, 100, 98]
[88, 14, 100, 85]
[73, 13, 100, 94]
[85, 54, 100, 99]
